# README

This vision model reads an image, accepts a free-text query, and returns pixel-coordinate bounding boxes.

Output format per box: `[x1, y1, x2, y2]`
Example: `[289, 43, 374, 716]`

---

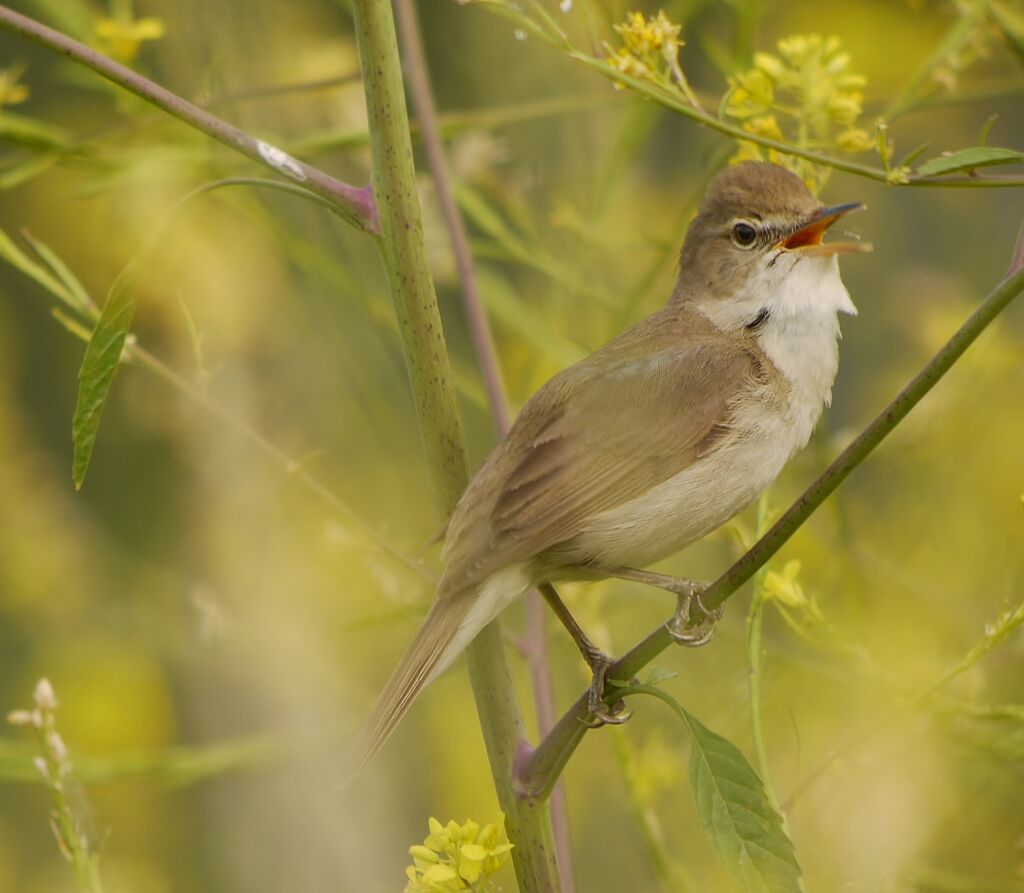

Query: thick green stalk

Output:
[349, 1, 560, 889]
[520, 252, 1024, 800]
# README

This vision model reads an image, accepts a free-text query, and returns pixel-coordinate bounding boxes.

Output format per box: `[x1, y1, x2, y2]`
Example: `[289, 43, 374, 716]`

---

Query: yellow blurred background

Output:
[1, 0, 1023, 890]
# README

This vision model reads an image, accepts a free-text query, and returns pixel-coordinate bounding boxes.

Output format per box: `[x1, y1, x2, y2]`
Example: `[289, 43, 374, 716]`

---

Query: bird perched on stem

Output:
[352, 161, 869, 771]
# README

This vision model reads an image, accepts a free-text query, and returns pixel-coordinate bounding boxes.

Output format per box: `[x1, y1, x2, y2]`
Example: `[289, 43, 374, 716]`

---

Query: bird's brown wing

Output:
[441, 311, 771, 590]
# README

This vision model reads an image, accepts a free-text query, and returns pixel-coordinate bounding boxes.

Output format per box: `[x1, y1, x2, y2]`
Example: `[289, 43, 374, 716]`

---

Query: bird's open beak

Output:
[781, 202, 872, 256]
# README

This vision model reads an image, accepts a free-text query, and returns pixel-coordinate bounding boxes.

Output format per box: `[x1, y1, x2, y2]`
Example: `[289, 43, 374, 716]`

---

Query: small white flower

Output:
[47, 732, 68, 764]
[6, 709, 34, 726]
[33, 756, 50, 781]
[34, 678, 57, 710]
[559, 0, 572, 11]
[513, 29, 527, 41]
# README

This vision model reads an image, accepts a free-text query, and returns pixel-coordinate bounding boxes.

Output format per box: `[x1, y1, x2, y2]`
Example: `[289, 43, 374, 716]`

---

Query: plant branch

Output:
[462, 3, 1024, 188]
[351, 0, 561, 889]
[394, 0, 508, 431]
[519, 238, 1024, 800]
[393, 2, 572, 889]
[0, 4, 379, 232]
[568, 53, 1024, 188]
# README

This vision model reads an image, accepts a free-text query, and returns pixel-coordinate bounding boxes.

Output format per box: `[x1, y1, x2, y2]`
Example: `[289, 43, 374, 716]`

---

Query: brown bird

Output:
[353, 161, 868, 770]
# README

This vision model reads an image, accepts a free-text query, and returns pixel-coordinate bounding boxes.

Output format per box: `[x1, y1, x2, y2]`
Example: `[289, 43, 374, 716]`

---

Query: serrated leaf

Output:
[71, 268, 140, 488]
[631, 685, 802, 893]
[686, 710, 802, 893]
[916, 146, 1024, 178]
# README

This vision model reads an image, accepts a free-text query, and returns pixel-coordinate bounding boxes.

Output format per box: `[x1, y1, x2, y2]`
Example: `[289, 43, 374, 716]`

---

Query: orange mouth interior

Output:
[783, 219, 829, 250]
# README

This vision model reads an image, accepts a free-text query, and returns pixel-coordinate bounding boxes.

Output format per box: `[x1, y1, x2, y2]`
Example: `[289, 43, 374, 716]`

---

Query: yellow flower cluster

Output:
[0, 64, 29, 108]
[93, 14, 166, 64]
[606, 11, 700, 108]
[725, 34, 873, 191]
[405, 816, 513, 892]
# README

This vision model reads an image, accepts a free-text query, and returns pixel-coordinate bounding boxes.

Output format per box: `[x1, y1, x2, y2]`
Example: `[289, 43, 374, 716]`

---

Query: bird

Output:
[351, 160, 869, 771]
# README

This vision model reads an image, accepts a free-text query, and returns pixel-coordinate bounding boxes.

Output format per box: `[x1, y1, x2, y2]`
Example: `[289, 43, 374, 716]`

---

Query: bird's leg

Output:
[538, 583, 631, 728]
[597, 567, 722, 646]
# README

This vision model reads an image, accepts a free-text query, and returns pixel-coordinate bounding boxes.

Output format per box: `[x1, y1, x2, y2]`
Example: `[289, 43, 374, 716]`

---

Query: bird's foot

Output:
[665, 585, 722, 646]
[580, 652, 632, 728]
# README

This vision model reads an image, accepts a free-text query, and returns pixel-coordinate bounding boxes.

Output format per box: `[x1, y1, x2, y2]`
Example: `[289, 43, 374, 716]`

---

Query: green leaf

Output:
[71, 267, 140, 488]
[0, 110, 71, 150]
[916, 147, 1024, 178]
[21, 231, 95, 313]
[629, 685, 802, 893]
[991, 2, 1024, 63]
[0, 228, 78, 308]
[0, 154, 60, 190]
[686, 709, 801, 892]
[645, 666, 679, 686]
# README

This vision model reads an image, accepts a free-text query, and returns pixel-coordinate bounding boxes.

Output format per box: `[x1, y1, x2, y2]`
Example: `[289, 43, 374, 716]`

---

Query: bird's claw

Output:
[665, 587, 722, 646]
[580, 653, 633, 728]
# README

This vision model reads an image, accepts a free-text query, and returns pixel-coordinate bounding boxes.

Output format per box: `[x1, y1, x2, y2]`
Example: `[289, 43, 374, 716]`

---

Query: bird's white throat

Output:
[698, 253, 856, 445]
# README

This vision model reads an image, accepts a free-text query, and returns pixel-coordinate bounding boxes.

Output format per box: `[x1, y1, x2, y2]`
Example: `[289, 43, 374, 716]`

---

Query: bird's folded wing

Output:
[442, 329, 768, 589]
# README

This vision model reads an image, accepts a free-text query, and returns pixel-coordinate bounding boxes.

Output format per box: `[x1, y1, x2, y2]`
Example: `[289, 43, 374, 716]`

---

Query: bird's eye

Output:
[731, 222, 758, 248]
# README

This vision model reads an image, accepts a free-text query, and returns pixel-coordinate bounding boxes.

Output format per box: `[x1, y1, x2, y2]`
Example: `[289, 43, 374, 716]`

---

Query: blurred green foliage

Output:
[1, 0, 1023, 891]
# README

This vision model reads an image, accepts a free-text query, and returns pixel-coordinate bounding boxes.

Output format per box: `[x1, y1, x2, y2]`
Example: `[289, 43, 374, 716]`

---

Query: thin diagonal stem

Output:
[50, 309, 433, 584]
[519, 238, 1024, 800]
[0, 5, 378, 232]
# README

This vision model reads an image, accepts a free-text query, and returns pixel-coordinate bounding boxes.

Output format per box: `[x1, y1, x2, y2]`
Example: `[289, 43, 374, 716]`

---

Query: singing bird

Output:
[353, 161, 868, 769]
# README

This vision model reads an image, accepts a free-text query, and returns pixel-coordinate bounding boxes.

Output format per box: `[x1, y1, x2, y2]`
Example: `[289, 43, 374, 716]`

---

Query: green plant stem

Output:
[392, 2, 572, 889]
[0, 4, 378, 231]
[568, 53, 1024, 188]
[350, 1, 560, 890]
[519, 242, 1024, 800]
[466, 3, 1024, 188]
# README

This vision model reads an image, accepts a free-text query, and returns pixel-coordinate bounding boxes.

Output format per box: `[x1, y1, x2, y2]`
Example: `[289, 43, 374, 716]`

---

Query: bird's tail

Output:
[346, 573, 522, 779]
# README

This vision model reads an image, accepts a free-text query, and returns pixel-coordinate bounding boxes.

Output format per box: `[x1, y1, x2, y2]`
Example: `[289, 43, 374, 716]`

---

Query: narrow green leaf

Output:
[71, 267, 140, 488]
[476, 266, 585, 367]
[0, 228, 77, 307]
[0, 110, 71, 149]
[0, 153, 60, 190]
[67, 175, 341, 489]
[916, 146, 1024, 178]
[22, 230, 95, 313]
[628, 685, 802, 893]
[991, 1, 1024, 63]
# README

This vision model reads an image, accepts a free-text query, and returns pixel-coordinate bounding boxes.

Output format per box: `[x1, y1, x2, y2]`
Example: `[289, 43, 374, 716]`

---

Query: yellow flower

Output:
[93, 15, 165, 64]
[605, 11, 700, 107]
[763, 560, 807, 609]
[608, 47, 653, 81]
[614, 10, 681, 56]
[724, 34, 871, 190]
[743, 114, 784, 141]
[836, 127, 874, 152]
[0, 64, 29, 107]
[405, 815, 513, 892]
[725, 68, 774, 119]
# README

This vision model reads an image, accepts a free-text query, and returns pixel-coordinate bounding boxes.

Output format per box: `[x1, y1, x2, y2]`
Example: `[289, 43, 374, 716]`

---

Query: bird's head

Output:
[674, 161, 870, 331]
